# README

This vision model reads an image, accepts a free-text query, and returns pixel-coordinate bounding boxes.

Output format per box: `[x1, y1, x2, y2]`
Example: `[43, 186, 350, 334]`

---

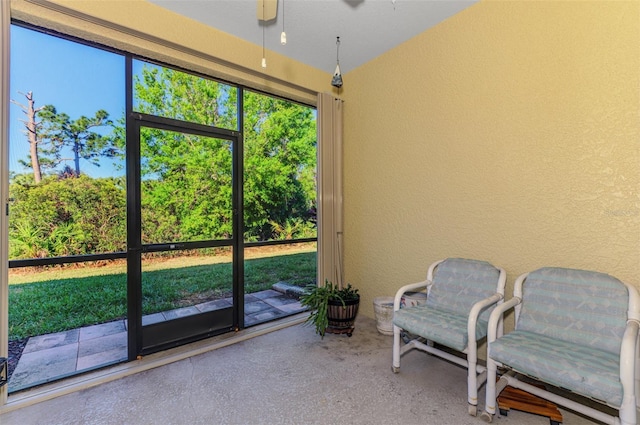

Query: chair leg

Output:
[481, 358, 499, 423]
[468, 404, 477, 416]
[467, 352, 478, 416]
[392, 325, 401, 373]
[619, 393, 637, 425]
[634, 338, 640, 406]
[467, 336, 478, 416]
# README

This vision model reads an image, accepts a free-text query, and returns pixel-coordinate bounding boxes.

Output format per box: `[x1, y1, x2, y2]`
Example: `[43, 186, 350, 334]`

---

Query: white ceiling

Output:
[148, 0, 478, 74]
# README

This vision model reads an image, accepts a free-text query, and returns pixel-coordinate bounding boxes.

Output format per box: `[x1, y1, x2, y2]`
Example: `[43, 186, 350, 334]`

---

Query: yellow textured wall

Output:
[344, 0, 640, 319]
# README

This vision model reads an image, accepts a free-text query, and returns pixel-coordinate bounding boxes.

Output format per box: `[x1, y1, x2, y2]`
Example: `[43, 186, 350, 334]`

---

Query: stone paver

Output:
[162, 306, 200, 320]
[10, 343, 79, 391]
[196, 298, 232, 313]
[263, 295, 299, 307]
[77, 344, 127, 371]
[78, 331, 127, 358]
[245, 299, 275, 314]
[22, 329, 79, 354]
[141, 312, 165, 326]
[245, 309, 286, 326]
[252, 289, 282, 299]
[271, 300, 304, 313]
[9, 288, 308, 392]
[79, 321, 126, 341]
[272, 281, 307, 296]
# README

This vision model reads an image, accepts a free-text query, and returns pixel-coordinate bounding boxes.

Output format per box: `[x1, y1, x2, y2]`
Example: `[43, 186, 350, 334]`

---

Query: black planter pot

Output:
[326, 296, 360, 336]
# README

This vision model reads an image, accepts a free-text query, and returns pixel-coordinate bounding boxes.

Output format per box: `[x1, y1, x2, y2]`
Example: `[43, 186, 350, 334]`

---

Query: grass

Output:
[9, 247, 316, 340]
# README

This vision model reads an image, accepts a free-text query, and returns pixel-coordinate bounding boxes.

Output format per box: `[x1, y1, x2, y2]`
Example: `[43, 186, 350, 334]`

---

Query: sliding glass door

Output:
[5, 31, 317, 392]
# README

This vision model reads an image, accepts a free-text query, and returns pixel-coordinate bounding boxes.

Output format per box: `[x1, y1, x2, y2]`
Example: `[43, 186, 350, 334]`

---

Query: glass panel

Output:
[8, 261, 128, 392]
[243, 91, 317, 243]
[9, 25, 126, 259]
[140, 129, 233, 244]
[141, 248, 233, 323]
[243, 242, 316, 326]
[8, 25, 126, 392]
[133, 59, 238, 131]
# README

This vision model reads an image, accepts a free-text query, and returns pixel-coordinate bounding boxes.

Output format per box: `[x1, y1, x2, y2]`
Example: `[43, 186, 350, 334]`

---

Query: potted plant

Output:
[301, 280, 360, 337]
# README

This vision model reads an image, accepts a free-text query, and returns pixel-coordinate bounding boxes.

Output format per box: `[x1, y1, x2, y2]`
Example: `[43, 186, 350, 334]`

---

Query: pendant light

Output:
[261, 0, 267, 67]
[331, 36, 343, 88]
[280, 0, 287, 45]
[261, 26, 267, 68]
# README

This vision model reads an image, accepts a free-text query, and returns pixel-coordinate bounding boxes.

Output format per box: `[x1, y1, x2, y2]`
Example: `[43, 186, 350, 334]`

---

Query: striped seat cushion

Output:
[393, 304, 488, 351]
[490, 330, 622, 406]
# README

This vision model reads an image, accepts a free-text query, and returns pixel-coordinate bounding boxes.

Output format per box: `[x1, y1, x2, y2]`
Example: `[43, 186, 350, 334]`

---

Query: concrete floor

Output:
[0, 315, 606, 425]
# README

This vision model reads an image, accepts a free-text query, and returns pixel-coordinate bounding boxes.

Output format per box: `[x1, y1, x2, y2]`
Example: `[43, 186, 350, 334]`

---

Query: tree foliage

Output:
[9, 63, 317, 260]
[37, 105, 117, 177]
[134, 64, 237, 128]
[9, 174, 126, 259]
[134, 66, 238, 242]
[243, 92, 317, 240]
[12, 91, 119, 181]
[134, 65, 317, 243]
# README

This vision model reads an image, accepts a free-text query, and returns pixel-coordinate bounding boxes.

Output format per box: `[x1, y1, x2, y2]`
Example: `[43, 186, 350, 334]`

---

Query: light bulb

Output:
[261, 57, 267, 68]
[281, 31, 287, 45]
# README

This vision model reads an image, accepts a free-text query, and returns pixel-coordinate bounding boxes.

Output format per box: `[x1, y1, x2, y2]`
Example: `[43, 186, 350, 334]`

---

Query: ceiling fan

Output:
[256, 0, 277, 21]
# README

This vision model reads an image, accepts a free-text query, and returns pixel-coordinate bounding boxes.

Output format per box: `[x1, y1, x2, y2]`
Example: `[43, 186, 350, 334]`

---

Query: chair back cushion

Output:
[517, 267, 629, 355]
[425, 258, 501, 323]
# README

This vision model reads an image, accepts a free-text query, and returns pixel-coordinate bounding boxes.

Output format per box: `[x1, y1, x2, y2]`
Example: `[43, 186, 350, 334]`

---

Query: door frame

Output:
[126, 112, 243, 358]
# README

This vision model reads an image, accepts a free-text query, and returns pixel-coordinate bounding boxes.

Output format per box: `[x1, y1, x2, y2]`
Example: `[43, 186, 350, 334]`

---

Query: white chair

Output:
[481, 267, 640, 425]
[392, 258, 506, 416]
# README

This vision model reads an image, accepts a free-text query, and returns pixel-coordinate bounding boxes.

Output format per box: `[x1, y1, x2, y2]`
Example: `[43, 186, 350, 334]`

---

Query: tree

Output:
[11, 91, 120, 181]
[11, 91, 45, 183]
[133, 64, 317, 243]
[134, 66, 237, 242]
[242, 92, 317, 240]
[37, 105, 117, 176]
[134, 65, 237, 128]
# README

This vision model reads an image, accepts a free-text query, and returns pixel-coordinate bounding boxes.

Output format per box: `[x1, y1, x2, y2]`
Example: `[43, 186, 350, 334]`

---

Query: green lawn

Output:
[9, 250, 316, 340]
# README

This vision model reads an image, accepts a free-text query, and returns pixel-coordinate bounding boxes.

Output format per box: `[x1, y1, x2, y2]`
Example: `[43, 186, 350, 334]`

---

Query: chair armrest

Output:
[487, 297, 521, 343]
[620, 319, 640, 398]
[467, 293, 503, 343]
[393, 280, 431, 311]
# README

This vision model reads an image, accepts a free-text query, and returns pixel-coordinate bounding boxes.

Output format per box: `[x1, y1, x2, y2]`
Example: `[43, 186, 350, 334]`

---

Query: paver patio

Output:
[9, 289, 305, 392]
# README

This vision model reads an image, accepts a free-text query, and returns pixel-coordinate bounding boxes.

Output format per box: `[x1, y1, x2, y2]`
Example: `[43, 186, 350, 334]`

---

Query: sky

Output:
[9, 24, 126, 178]
[8, 24, 315, 180]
